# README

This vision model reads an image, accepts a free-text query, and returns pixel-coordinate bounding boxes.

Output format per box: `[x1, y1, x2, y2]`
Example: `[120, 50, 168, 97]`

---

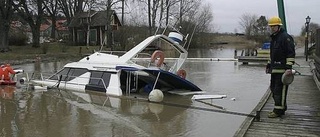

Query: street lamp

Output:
[305, 16, 311, 61]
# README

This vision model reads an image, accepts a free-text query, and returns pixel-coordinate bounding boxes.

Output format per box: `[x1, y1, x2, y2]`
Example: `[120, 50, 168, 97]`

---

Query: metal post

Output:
[305, 16, 311, 61]
[305, 23, 309, 61]
[277, 0, 287, 31]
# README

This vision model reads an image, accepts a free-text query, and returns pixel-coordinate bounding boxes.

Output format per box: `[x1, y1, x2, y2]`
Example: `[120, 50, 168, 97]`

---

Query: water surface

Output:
[0, 47, 269, 137]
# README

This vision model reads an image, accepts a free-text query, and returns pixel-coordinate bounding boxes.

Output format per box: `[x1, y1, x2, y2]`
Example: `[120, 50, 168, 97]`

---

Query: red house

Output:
[68, 10, 122, 46]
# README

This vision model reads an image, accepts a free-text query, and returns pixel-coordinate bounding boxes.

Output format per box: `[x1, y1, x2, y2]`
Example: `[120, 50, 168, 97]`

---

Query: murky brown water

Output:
[1, 48, 269, 137]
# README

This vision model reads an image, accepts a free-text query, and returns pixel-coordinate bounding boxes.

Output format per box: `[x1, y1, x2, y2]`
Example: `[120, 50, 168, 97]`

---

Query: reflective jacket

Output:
[3, 65, 16, 81]
[268, 28, 295, 73]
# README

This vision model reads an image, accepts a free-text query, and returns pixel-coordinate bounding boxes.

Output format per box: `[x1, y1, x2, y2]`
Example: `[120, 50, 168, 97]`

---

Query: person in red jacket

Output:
[3, 64, 16, 81]
[0, 65, 5, 81]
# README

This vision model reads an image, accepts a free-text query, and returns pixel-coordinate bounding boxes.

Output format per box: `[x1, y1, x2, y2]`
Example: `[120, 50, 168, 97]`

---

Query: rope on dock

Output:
[160, 101, 256, 117]
[128, 96, 257, 118]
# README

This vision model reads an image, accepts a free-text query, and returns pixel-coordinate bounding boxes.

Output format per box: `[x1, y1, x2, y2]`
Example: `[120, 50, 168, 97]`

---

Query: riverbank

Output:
[1, 40, 252, 65]
[0, 35, 304, 65]
[0, 44, 100, 65]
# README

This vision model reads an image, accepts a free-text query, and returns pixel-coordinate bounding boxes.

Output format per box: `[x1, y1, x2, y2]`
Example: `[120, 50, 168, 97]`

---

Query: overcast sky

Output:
[204, 0, 320, 36]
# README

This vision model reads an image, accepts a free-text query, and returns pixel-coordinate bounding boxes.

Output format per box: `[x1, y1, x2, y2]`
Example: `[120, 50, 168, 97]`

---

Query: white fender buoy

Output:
[168, 32, 183, 44]
[148, 103, 164, 114]
[148, 89, 164, 102]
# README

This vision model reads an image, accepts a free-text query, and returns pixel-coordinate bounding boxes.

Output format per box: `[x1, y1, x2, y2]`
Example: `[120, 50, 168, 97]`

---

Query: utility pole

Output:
[277, 0, 287, 31]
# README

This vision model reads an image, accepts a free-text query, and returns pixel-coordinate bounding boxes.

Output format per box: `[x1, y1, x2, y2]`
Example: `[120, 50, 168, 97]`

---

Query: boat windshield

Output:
[49, 68, 88, 81]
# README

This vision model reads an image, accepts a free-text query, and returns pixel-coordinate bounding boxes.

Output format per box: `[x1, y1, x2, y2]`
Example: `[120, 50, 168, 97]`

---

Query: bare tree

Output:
[194, 4, 213, 33]
[253, 16, 268, 35]
[43, 0, 59, 40]
[14, 0, 45, 48]
[300, 22, 320, 36]
[85, 0, 95, 46]
[57, 0, 86, 24]
[121, 0, 124, 25]
[57, 0, 91, 44]
[239, 13, 258, 36]
[128, 0, 160, 35]
[0, 0, 14, 52]
[104, 0, 122, 48]
[178, 0, 201, 25]
[300, 22, 320, 43]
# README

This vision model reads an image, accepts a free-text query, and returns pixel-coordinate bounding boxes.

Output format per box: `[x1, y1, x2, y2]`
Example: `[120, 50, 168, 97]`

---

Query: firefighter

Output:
[3, 64, 16, 81]
[266, 16, 295, 118]
[0, 65, 4, 81]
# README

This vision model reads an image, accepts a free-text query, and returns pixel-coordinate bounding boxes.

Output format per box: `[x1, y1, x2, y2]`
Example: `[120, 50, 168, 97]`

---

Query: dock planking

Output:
[234, 53, 320, 137]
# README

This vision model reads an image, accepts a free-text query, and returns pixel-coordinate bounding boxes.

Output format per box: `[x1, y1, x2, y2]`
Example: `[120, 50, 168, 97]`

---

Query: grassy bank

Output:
[0, 43, 101, 65]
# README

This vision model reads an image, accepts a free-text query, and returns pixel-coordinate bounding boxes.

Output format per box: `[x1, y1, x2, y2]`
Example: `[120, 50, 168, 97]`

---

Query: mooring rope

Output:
[128, 96, 257, 118]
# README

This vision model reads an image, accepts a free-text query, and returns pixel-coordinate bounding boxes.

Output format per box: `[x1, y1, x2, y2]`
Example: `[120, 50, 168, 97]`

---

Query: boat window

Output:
[49, 68, 87, 81]
[49, 68, 70, 80]
[66, 68, 88, 81]
[89, 71, 111, 87]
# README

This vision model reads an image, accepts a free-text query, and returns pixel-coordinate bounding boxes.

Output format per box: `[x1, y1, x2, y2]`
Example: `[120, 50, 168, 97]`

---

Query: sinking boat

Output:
[31, 29, 218, 100]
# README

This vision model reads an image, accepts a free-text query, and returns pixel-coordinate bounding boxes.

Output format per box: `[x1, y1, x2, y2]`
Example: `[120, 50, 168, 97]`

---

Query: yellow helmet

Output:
[268, 16, 283, 26]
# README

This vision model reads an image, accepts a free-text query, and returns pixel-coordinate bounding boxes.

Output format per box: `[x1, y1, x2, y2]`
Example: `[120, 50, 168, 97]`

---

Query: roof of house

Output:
[39, 19, 68, 31]
[69, 10, 121, 28]
[11, 19, 68, 33]
[40, 23, 50, 31]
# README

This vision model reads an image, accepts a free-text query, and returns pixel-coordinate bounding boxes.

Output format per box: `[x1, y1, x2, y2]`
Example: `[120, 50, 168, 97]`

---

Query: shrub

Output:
[9, 30, 28, 46]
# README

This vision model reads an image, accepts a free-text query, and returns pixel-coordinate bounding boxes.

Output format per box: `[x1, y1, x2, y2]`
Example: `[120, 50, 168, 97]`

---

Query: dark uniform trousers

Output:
[270, 73, 288, 114]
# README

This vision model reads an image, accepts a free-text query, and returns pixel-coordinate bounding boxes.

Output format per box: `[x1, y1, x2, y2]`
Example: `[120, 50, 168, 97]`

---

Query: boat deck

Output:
[235, 48, 320, 136]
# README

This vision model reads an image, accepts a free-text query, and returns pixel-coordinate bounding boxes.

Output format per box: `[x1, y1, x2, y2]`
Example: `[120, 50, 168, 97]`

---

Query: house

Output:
[11, 19, 69, 44]
[39, 19, 69, 42]
[68, 10, 122, 46]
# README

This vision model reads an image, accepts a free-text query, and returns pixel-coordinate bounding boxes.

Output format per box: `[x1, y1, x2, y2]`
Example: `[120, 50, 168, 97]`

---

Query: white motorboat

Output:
[31, 30, 209, 98]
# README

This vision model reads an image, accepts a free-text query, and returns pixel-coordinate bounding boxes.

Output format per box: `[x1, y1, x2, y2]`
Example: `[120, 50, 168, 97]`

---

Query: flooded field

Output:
[0, 48, 269, 137]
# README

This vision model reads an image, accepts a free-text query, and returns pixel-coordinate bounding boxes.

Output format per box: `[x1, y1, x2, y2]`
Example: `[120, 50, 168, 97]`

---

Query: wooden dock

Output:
[234, 48, 320, 136]
[234, 49, 269, 64]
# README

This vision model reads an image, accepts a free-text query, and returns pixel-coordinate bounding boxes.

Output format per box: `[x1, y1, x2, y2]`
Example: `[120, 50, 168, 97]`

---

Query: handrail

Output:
[30, 72, 108, 92]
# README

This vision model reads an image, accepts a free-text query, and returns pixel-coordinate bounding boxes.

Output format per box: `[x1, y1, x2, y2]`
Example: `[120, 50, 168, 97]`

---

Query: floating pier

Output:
[133, 57, 237, 62]
[234, 49, 269, 64]
[235, 56, 269, 64]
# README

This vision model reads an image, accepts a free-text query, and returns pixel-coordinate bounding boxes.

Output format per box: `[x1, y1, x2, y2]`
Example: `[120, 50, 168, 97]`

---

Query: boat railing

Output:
[18, 72, 108, 92]
[47, 74, 108, 92]
[13, 72, 52, 83]
[99, 50, 127, 56]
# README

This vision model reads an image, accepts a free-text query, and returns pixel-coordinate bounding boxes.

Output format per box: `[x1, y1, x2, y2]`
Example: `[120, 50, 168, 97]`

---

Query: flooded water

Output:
[1, 47, 270, 137]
